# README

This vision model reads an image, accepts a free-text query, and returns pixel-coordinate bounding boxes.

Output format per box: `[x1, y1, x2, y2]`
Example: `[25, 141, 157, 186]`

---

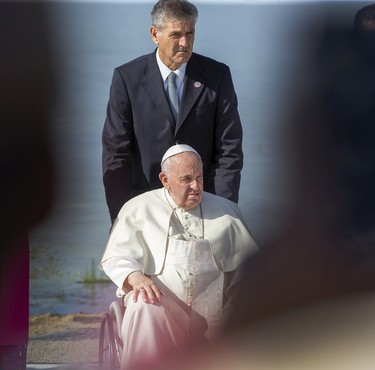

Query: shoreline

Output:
[28, 312, 104, 364]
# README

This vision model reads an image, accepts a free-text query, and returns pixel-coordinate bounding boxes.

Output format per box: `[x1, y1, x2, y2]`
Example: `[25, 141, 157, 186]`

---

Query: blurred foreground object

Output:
[0, 3, 56, 368]
[220, 20, 375, 370]
[354, 3, 375, 62]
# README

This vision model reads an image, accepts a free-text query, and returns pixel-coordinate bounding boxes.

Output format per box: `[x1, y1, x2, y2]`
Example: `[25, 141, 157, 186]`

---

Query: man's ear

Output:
[150, 26, 158, 45]
[159, 172, 168, 188]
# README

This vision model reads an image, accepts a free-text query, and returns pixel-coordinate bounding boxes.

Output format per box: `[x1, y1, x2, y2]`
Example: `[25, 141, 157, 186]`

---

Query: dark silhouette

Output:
[353, 3, 375, 62]
[0, 3, 56, 368]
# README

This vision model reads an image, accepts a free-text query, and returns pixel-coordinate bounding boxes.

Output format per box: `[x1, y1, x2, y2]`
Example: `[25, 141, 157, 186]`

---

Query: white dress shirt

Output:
[156, 48, 186, 101]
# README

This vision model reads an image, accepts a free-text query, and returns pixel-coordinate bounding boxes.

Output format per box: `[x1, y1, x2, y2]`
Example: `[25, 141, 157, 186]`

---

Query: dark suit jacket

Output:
[102, 51, 243, 221]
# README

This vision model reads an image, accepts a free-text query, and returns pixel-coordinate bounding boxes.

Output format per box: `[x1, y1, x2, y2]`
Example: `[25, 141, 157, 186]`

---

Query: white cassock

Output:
[101, 188, 258, 370]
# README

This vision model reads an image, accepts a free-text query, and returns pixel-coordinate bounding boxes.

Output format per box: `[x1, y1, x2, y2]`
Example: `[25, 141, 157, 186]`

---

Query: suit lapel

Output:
[176, 54, 205, 133]
[141, 52, 176, 125]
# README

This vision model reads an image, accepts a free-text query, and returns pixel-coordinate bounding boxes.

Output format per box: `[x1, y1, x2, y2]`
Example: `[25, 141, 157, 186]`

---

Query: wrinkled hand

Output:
[126, 271, 162, 304]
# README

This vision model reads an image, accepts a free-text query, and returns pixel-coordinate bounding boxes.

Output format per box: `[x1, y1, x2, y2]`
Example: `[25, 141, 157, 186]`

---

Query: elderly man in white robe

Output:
[101, 144, 258, 370]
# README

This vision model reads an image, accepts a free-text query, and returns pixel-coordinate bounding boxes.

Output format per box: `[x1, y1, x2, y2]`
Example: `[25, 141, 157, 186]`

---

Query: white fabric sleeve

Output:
[101, 257, 144, 296]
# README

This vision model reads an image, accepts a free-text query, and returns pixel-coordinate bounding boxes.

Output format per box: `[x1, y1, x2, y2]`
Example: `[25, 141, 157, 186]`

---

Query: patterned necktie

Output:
[166, 72, 179, 121]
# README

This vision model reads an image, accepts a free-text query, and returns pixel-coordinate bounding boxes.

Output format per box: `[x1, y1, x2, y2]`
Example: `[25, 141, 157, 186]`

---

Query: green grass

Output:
[81, 258, 110, 284]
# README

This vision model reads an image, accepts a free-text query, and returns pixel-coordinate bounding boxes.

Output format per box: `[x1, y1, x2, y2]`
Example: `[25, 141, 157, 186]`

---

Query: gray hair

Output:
[151, 0, 199, 30]
[161, 151, 201, 177]
[161, 156, 174, 177]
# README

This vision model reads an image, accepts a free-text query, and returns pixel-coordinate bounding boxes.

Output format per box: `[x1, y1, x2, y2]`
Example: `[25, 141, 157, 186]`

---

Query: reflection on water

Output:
[30, 277, 115, 315]
[30, 243, 116, 315]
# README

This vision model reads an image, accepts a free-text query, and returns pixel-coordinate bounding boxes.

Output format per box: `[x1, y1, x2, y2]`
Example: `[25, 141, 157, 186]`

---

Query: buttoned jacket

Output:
[102, 51, 243, 221]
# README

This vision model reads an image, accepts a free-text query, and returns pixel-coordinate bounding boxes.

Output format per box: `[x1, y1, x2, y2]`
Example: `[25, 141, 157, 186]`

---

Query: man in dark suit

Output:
[102, 0, 243, 222]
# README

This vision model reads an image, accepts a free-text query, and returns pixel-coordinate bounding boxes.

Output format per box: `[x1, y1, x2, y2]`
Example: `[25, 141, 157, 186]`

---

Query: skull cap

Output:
[161, 144, 200, 166]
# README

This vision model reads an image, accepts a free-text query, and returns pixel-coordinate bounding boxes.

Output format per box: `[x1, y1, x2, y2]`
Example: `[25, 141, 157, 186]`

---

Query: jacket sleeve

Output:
[102, 67, 134, 222]
[100, 205, 146, 295]
[214, 66, 243, 203]
[101, 190, 171, 285]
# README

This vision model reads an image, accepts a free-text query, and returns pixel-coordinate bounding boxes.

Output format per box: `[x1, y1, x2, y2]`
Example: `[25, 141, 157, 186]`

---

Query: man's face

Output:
[150, 17, 195, 70]
[160, 152, 203, 210]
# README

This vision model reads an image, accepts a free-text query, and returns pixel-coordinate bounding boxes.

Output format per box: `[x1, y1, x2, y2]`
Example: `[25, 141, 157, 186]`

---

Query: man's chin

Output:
[175, 53, 191, 63]
[185, 196, 201, 209]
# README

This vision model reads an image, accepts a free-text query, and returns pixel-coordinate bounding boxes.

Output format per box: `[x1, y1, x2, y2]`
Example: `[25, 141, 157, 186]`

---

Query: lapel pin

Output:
[194, 81, 201, 88]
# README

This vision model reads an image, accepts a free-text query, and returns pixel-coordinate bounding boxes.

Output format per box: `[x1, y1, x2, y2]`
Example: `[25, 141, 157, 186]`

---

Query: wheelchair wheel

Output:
[98, 311, 121, 370]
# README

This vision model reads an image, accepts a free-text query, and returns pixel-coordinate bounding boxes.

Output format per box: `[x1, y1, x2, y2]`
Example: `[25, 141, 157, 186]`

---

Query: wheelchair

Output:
[98, 298, 125, 370]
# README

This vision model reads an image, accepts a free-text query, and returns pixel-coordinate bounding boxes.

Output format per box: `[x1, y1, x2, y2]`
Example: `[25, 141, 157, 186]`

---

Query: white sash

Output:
[157, 237, 224, 339]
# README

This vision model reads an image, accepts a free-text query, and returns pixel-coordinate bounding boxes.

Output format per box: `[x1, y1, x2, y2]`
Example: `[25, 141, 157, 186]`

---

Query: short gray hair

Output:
[161, 151, 201, 177]
[151, 0, 199, 30]
[161, 156, 174, 177]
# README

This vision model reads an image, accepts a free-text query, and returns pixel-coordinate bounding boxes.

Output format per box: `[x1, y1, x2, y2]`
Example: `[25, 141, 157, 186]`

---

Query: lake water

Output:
[28, 1, 362, 315]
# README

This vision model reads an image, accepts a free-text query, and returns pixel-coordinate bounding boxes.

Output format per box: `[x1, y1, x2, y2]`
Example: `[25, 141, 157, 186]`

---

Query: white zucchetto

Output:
[161, 144, 201, 166]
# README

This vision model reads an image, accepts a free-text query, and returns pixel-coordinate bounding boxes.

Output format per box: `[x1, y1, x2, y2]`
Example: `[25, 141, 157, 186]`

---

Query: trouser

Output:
[121, 292, 208, 370]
